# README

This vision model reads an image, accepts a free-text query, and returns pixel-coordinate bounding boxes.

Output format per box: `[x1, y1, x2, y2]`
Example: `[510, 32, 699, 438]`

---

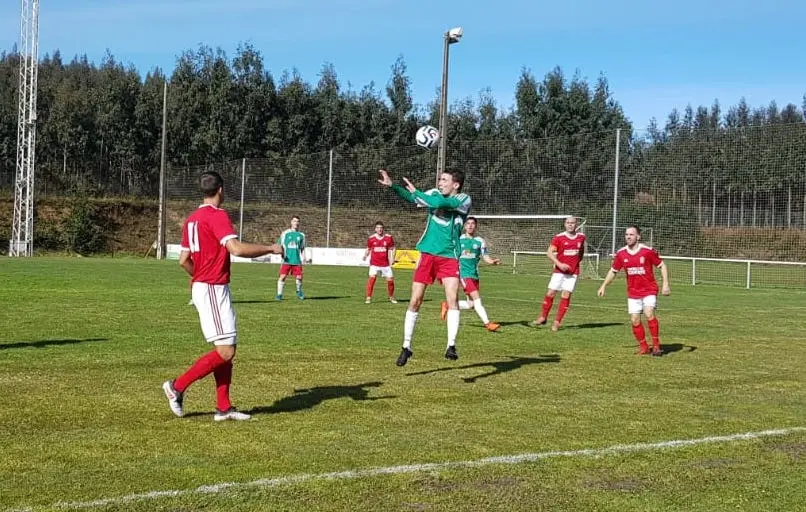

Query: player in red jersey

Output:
[597, 225, 670, 356]
[363, 221, 397, 304]
[531, 216, 586, 331]
[162, 171, 282, 421]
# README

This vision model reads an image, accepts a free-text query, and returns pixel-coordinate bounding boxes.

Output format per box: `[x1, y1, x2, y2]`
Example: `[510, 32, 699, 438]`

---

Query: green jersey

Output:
[458, 234, 488, 279]
[391, 184, 472, 259]
[277, 229, 305, 265]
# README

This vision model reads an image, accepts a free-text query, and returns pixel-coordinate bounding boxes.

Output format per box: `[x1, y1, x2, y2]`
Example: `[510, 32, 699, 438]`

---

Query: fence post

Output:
[326, 149, 334, 248]
[238, 158, 246, 240]
[156, 80, 168, 259]
[610, 128, 621, 257]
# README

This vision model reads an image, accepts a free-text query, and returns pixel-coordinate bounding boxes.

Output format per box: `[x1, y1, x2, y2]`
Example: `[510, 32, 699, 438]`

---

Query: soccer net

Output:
[470, 215, 600, 279]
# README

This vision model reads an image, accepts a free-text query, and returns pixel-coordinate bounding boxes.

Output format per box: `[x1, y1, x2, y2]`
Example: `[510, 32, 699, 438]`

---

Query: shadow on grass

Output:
[406, 355, 561, 383]
[246, 381, 395, 415]
[661, 343, 697, 355]
[232, 300, 275, 304]
[568, 322, 623, 329]
[0, 337, 109, 350]
[301, 296, 350, 301]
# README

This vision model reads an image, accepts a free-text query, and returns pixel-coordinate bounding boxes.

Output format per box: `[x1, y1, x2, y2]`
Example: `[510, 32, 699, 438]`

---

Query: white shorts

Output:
[369, 265, 394, 279]
[547, 273, 578, 293]
[628, 295, 657, 315]
[191, 282, 237, 345]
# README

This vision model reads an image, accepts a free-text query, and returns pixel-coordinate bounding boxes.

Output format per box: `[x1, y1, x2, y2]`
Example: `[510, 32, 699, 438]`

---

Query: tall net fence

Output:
[164, 122, 806, 287]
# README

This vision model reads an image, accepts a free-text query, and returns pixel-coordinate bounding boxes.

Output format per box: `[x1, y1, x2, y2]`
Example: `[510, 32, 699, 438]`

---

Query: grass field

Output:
[1, 257, 804, 512]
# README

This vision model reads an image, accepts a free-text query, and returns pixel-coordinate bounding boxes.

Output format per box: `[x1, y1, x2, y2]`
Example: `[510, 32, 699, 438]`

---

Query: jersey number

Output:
[187, 222, 200, 253]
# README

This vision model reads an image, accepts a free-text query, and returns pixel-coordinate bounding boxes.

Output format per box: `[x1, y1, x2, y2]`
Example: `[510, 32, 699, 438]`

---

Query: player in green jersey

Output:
[441, 216, 501, 332]
[378, 169, 471, 366]
[276, 216, 307, 300]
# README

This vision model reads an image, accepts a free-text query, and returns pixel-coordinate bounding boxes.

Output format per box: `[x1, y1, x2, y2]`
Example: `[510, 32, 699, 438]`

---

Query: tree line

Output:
[0, 42, 805, 204]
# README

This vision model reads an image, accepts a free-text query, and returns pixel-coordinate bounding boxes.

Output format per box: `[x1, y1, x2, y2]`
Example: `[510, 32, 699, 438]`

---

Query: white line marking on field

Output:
[5, 426, 800, 512]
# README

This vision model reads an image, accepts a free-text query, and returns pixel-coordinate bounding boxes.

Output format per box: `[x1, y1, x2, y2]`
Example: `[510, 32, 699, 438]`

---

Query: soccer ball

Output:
[415, 125, 440, 149]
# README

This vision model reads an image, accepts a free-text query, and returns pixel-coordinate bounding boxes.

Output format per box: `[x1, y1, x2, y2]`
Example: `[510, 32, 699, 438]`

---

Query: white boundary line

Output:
[8, 426, 803, 512]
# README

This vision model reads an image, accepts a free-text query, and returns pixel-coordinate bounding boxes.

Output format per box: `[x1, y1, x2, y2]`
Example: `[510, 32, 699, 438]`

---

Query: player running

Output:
[441, 216, 501, 331]
[597, 225, 670, 356]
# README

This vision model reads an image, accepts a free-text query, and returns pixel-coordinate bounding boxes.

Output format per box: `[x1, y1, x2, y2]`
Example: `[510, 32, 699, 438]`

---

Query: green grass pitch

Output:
[0, 258, 804, 511]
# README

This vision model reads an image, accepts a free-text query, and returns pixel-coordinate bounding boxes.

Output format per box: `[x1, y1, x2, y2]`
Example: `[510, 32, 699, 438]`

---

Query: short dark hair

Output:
[465, 216, 477, 224]
[291, 215, 300, 221]
[200, 171, 223, 197]
[375, 221, 384, 227]
[627, 224, 642, 235]
[444, 169, 465, 191]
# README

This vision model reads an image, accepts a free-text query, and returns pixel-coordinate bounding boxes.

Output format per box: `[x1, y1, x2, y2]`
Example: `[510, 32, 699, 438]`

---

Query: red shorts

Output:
[279, 264, 303, 278]
[413, 253, 459, 285]
[461, 277, 480, 294]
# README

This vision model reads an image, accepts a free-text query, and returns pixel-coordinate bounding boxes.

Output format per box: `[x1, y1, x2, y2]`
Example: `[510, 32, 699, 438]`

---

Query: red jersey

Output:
[550, 232, 586, 275]
[181, 204, 238, 285]
[611, 244, 663, 299]
[367, 234, 395, 267]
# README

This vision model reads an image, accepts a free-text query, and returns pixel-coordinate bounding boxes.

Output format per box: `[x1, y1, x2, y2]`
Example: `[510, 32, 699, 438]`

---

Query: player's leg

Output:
[533, 275, 560, 325]
[276, 266, 289, 300]
[442, 276, 461, 360]
[552, 275, 577, 331]
[294, 266, 304, 300]
[165, 284, 239, 418]
[366, 267, 378, 303]
[466, 285, 498, 332]
[397, 255, 435, 366]
[628, 298, 650, 355]
[384, 267, 397, 303]
[643, 296, 661, 355]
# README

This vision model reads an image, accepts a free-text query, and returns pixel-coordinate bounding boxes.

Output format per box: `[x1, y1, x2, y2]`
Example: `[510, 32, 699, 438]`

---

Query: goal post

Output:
[469, 214, 600, 278]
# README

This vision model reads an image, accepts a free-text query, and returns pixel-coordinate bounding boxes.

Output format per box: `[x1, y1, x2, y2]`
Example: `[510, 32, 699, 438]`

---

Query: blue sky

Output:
[1, 0, 804, 131]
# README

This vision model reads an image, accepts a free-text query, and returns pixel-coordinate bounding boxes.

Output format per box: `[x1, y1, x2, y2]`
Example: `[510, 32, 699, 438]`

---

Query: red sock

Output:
[647, 318, 660, 348]
[214, 361, 233, 411]
[556, 297, 571, 323]
[366, 276, 377, 298]
[541, 295, 555, 319]
[632, 323, 648, 349]
[387, 279, 395, 298]
[174, 349, 227, 393]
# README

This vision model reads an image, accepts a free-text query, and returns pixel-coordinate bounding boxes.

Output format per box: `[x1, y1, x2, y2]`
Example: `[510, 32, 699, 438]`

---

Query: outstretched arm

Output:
[411, 189, 470, 211]
[225, 239, 283, 259]
[378, 169, 416, 203]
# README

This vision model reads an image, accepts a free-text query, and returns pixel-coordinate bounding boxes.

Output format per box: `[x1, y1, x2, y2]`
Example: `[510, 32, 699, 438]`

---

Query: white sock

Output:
[447, 309, 460, 347]
[458, 300, 473, 310]
[296, 278, 303, 294]
[277, 279, 285, 296]
[403, 310, 418, 349]
[474, 299, 491, 324]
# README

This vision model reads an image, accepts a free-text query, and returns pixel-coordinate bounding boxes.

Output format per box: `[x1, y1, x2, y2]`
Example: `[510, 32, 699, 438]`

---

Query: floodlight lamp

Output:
[447, 27, 463, 43]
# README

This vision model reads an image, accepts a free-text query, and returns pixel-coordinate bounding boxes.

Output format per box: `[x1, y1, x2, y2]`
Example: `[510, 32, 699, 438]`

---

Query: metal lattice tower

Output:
[10, 0, 39, 257]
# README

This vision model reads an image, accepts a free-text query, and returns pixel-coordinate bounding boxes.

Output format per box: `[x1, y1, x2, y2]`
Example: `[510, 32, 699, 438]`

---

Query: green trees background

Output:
[0, 42, 804, 209]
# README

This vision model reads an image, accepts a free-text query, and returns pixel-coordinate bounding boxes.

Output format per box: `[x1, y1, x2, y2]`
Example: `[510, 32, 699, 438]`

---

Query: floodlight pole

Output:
[436, 27, 462, 187]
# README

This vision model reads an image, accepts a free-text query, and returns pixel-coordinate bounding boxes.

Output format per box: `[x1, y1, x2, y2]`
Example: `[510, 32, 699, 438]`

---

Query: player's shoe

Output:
[637, 344, 651, 355]
[396, 347, 413, 367]
[365, 297, 372, 304]
[551, 321, 561, 332]
[275, 294, 283, 301]
[388, 297, 398, 304]
[213, 407, 252, 422]
[440, 301, 449, 321]
[444, 345, 459, 361]
[162, 380, 184, 417]
[651, 346, 663, 357]
[528, 317, 547, 327]
[485, 322, 501, 332]
[297, 291, 305, 300]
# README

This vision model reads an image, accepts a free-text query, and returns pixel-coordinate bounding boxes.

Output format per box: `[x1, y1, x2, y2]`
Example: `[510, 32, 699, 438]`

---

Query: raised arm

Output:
[225, 239, 283, 259]
[378, 169, 416, 203]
